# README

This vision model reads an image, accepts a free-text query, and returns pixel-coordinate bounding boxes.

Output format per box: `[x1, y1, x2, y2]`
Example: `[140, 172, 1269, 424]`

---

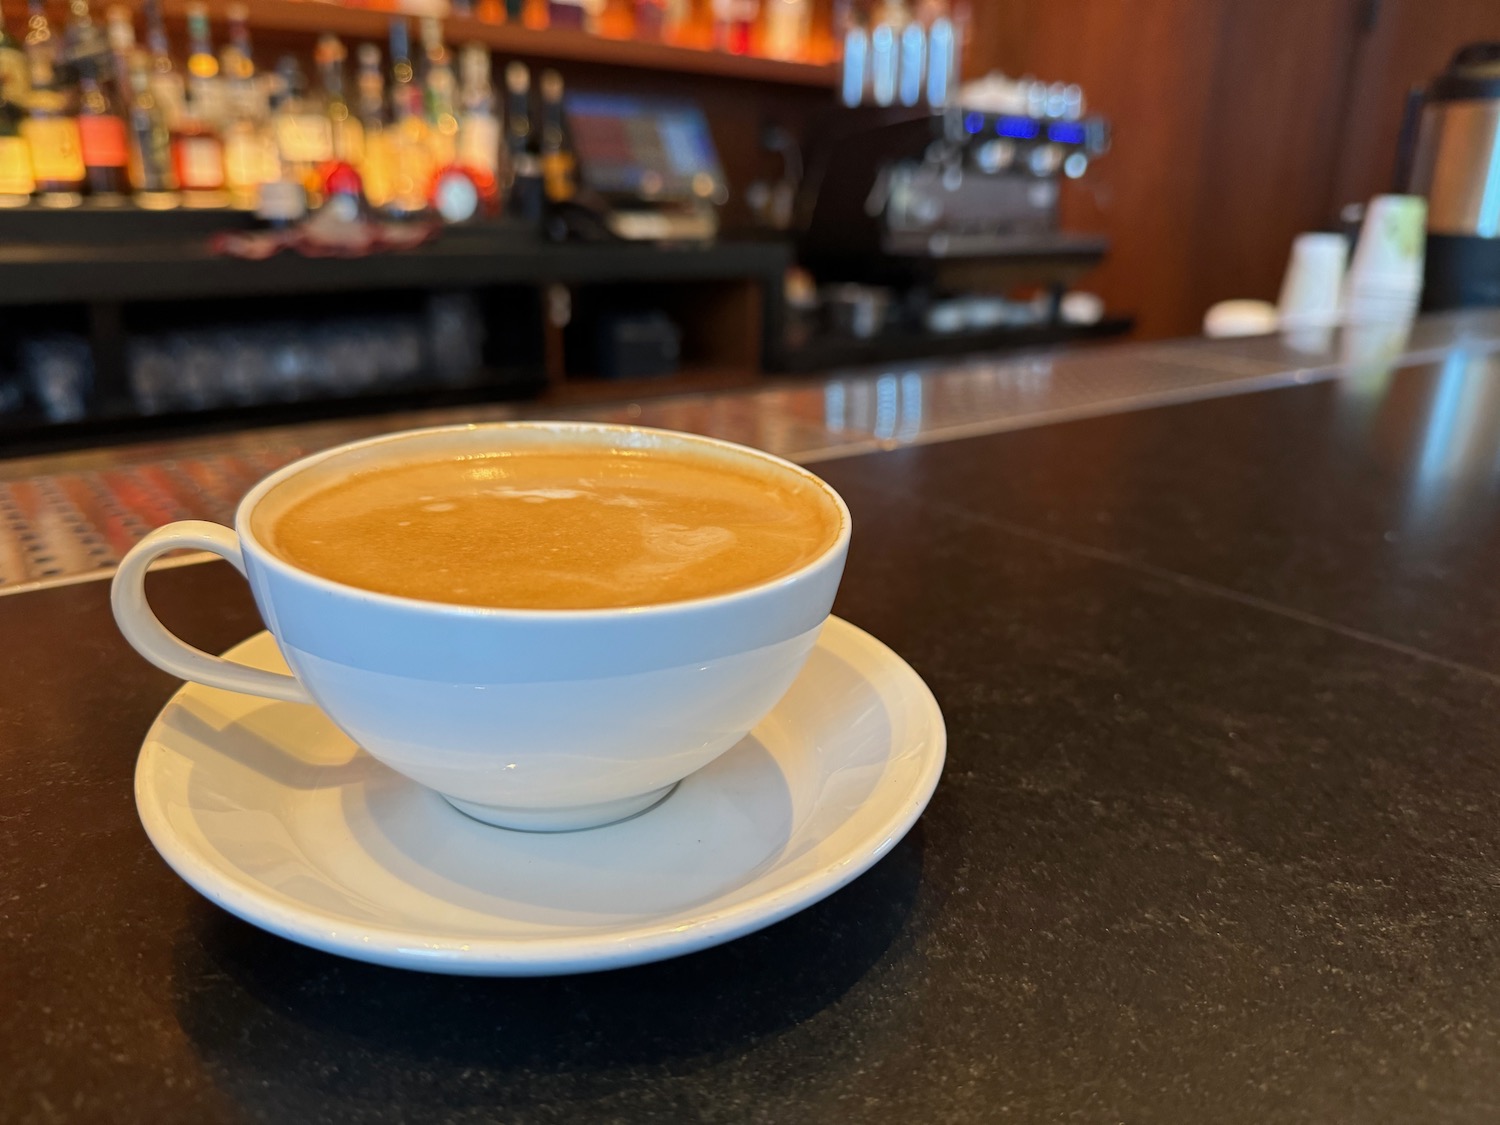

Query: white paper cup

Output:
[1277, 232, 1348, 329]
[1344, 194, 1426, 310]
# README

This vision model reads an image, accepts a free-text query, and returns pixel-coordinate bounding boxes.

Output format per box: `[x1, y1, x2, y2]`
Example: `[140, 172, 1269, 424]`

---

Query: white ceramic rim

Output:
[132, 616, 946, 975]
[234, 420, 853, 620]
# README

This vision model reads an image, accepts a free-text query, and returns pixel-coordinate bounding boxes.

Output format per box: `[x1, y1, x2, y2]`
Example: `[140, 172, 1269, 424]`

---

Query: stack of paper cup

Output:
[1277, 232, 1348, 330]
[1342, 195, 1427, 325]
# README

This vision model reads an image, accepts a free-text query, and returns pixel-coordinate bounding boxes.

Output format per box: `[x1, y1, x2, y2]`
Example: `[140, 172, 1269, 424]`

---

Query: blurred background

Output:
[0, 0, 1493, 450]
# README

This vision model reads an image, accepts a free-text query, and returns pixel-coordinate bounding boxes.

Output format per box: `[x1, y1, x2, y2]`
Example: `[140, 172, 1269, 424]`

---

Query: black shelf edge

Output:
[0, 233, 794, 306]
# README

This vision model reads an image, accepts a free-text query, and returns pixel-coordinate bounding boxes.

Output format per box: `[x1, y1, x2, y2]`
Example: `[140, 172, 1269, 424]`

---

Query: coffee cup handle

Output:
[111, 520, 314, 705]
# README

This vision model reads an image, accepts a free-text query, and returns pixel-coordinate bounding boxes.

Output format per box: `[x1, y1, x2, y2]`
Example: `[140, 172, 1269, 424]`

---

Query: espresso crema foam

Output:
[253, 445, 841, 610]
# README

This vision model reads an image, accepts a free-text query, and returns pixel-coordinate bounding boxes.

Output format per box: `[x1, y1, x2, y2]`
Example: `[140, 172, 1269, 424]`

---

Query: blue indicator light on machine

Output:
[963, 112, 985, 135]
[1047, 122, 1087, 145]
[996, 116, 1039, 139]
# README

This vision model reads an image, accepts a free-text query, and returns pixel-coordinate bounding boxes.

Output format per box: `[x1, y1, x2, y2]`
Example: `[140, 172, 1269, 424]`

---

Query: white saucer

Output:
[134, 616, 945, 976]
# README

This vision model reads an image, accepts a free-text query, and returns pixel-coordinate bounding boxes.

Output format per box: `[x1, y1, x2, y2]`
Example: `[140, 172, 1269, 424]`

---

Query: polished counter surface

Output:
[6, 316, 1500, 1122]
[5, 308, 1498, 593]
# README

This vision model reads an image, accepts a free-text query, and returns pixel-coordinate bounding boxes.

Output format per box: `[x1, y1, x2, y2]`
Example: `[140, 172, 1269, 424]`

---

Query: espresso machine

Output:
[796, 93, 1110, 290]
[1400, 43, 1500, 310]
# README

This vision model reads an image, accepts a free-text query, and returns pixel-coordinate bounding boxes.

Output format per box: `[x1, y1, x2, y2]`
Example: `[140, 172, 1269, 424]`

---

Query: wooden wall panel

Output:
[965, 0, 1365, 338]
[1187, 0, 1362, 317]
[1011, 0, 1230, 339]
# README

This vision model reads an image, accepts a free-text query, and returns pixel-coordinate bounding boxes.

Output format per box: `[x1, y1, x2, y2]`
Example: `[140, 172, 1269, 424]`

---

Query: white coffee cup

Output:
[1277, 232, 1348, 330]
[111, 423, 851, 832]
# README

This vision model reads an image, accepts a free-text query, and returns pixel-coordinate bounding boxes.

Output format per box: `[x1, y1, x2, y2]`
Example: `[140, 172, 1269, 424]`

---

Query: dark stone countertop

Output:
[6, 344, 1500, 1123]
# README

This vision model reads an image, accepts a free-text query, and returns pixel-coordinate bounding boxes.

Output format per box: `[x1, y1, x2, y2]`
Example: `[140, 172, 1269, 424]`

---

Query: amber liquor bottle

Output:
[21, 0, 85, 205]
[0, 8, 34, 203]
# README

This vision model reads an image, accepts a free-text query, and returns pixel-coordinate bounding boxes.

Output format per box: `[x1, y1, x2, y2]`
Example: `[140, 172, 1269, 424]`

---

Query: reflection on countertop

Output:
[3, 308, 1500, 591]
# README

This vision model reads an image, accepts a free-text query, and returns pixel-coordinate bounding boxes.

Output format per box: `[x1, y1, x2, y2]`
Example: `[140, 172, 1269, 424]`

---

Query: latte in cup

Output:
[112, 423, 850, 831]
[252, 445, 841, 611]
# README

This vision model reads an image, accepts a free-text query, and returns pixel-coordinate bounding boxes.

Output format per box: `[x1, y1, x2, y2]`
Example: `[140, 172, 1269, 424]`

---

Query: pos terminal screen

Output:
[563, 94, 725, 201]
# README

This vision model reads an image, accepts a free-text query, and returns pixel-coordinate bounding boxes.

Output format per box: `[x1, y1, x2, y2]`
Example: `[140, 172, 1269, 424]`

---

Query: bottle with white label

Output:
[419, 18, 456, 169]
[220, 5, 278, 210]
[317, 34, 363, 167]
[270, 55, 332, 205]
[355, 43, 395, 211]
[387, 18, 431, 216]
[170, 3, 226, 206]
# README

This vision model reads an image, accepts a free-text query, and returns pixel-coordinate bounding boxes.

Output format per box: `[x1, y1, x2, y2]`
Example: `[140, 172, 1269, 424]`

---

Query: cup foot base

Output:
[440, 783, 679, 832]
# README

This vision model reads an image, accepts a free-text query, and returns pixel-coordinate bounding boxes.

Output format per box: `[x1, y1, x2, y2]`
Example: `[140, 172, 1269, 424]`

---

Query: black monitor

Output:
[563, 94, 725, 203]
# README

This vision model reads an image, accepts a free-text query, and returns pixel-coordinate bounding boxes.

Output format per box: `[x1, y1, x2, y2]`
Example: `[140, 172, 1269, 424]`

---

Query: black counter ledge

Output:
[6, 313, 1500, 1122]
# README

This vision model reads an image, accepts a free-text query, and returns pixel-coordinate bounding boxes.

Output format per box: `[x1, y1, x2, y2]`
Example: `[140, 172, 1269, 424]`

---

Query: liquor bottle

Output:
[354, 42, 395, 211]
[869, 0, 903, 107]
[141, 0, 182, 128]
[764, 0, 809, 59]
[315, 34, 362, 167]
[659, 0, 690, 42]
[256, 70, 306, 224]
[218, 2, 254, 114]
[169, 5, 225, 207]
[183, 2, 224, 128]
[22, 0, 86, 205]
[387, 19, 431, 215]
[537, 68, 573, 204]
[547, 0, 587, 31]
[503, 59, 529, 162]
[270, 55, 332, 204]
[387, 18, 422, 122]
[76, 57, 130, 200]
[925, 1, 954, 107]
[419, 17, 456, 167]
[840, 10, 867, 106]
[712, 0, 758, 54]
[634, 0, 665, 40]
[597, 0, 636, 39]
[503, 60, 540, 223]
[64, 0, 109, 88]
[897, 14, 923, 106]
[220, 5, 277, 210]
[124, 48, 177, 206]
[456, 43, 499, 179]
[104, 5, 135, 104]
[0, 7, 30, 108]
[0, 10, 33, 205]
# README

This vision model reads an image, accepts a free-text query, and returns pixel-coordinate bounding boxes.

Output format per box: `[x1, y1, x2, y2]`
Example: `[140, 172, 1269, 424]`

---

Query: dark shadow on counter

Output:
[167, 825, 926, 1120]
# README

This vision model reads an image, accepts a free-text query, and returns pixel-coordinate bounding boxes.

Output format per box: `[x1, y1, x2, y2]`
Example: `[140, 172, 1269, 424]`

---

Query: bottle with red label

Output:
[77, 59, 129, 201]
